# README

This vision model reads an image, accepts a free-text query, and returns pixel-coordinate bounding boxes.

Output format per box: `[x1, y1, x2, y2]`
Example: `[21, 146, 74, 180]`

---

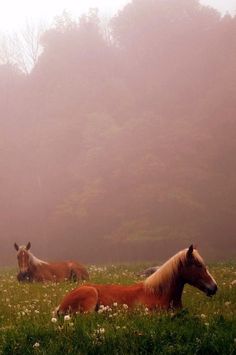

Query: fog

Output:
[0, 0, 236, 266]
[0, 0, 235, 33]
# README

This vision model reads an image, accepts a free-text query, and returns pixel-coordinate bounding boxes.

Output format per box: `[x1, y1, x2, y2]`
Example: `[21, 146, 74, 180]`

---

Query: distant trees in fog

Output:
[0, 0, 236, 264]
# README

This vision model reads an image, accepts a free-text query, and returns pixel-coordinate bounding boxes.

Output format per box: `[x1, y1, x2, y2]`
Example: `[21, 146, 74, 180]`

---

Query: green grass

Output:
[0, 263, 236, 354]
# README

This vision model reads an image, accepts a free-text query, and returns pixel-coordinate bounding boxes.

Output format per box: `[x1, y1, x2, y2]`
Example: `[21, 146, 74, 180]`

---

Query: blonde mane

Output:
[144, 248, 204, 294]
[28, 251, 48, 266]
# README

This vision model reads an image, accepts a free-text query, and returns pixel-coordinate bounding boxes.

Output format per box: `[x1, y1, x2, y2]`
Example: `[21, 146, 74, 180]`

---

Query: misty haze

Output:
[1, 0, 236, 267]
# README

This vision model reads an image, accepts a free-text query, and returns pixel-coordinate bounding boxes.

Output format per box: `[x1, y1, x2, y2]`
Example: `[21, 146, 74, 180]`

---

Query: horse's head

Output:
[181, 245, 217, 297]
[14, 242, 31, 277]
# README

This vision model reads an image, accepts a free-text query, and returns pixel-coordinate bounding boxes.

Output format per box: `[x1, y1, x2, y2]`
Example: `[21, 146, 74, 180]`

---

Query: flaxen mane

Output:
[144, 248, 204, 294]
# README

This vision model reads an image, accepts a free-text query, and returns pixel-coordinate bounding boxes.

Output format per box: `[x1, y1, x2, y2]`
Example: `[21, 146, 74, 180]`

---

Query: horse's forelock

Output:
[16, 246, 28, 255]
[19, 245, 29, 251]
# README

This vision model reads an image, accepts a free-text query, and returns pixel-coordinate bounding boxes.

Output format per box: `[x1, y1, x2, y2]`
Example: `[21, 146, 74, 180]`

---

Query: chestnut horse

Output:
[14, 242, 89, 282]
[55, 245, 217, 315]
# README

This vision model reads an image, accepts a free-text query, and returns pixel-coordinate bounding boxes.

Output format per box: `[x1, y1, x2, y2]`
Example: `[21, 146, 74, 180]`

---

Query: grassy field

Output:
[0, 262, 236, 354]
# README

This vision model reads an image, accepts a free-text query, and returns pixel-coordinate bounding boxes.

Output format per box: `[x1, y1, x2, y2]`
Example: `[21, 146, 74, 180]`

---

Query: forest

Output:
[0, 0, 236, 265]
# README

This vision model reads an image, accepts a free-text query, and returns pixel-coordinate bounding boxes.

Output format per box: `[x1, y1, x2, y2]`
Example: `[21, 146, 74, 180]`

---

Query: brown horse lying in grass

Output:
[14, 242, 89, 282]
[55, 245, 217, 315]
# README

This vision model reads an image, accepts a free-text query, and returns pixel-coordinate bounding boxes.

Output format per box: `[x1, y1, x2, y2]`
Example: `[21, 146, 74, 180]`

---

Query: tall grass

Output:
[0, 263, 236, 354]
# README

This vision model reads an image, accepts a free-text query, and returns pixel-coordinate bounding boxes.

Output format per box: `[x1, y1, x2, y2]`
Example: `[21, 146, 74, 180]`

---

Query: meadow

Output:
[0, 263, 236, 355]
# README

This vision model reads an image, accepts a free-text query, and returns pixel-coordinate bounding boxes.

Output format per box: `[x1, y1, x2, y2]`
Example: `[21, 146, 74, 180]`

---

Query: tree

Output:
[0, 20, 46, 73]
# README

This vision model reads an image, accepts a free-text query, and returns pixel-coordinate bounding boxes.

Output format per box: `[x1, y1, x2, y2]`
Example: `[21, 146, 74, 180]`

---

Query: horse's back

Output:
[76, 282, 145, 307]
[45, 260, 89, 281]
[35, 261, 88, 281]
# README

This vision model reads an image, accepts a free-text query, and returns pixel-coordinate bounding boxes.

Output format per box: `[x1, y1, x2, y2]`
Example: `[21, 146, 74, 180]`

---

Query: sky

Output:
[0, 0, 235, 33]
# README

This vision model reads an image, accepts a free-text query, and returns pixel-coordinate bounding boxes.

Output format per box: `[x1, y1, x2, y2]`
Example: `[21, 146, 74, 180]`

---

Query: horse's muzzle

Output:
[206, 284, 218, 297]
[17, 271, 30, 282]
[21, 271, 29, 277]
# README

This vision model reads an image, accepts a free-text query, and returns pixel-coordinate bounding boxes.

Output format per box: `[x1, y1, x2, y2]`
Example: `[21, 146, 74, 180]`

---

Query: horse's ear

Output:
[26, 242, 31, 250]
[14, 243, 19, 251]
[187, 244, 194, 259]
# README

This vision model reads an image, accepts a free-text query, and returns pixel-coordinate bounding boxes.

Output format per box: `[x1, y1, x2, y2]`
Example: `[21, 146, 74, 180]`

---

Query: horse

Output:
[14, 242, 89, 282]
[55, 245, 217, 315]
[136, 265, 159, 277]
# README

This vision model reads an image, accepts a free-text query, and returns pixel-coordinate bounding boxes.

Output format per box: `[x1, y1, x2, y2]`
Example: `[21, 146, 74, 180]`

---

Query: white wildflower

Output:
[33, 342, 40, 348]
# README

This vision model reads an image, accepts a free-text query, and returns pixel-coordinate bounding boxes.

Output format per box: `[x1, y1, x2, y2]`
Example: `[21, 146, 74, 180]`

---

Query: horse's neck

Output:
[29, 252, 48, 268]
[159, 268, 184, 307]
[167, 277, 184, 308]
[145, 253, 185, 307]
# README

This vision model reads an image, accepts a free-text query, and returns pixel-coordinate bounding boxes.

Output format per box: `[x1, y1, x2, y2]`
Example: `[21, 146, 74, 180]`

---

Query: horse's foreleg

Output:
[69, 269, 78, 282]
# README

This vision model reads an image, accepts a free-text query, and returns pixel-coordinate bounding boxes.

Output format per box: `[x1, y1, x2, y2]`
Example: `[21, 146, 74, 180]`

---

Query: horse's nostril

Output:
[207, 284, 217, 296]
